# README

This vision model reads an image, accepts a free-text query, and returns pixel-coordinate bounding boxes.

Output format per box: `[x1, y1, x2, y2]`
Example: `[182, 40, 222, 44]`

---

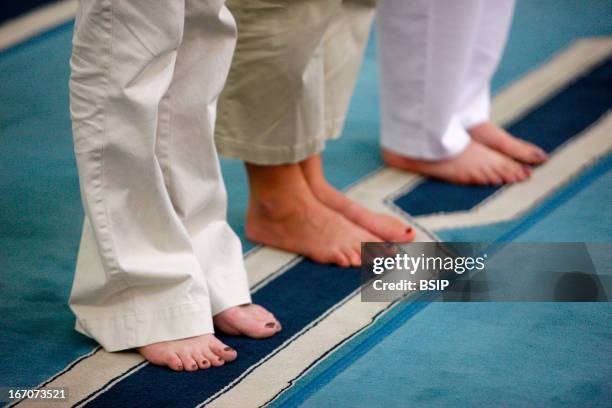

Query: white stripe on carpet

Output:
[0, 0, 77, 51]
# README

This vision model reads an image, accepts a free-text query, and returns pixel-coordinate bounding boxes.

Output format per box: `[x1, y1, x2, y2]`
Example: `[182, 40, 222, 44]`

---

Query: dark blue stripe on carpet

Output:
[0, 0, 56, 25]
[84, 56, 611, 408]
[84, 261, 361, 408]
[394, 56, 612, 216]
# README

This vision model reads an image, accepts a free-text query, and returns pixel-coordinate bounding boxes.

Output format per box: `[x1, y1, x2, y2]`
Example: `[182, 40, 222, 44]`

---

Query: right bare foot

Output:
[382, 141, 531, 185]
[138, 333, 237, 372]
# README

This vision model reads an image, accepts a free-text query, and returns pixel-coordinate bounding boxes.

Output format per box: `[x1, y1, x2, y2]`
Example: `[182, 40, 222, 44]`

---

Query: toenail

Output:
[406, 227, 413, 233]
[533, 151, 547, 158]
[265, 322, 276, 328]
[224, 346, 235, 352]
[192, 364, 197, 370]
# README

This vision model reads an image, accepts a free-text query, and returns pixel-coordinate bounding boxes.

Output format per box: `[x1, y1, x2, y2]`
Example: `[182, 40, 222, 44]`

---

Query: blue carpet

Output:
[271, 157, 612, 408]
[0, 0, 611, 403]
[79, 39, 612, 407]
[275, 302, 612, 408]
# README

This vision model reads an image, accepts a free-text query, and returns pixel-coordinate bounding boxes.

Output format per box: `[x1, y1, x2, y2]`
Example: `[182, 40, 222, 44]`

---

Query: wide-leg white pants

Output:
[378, 0, 515, 160]
[69, 0, 251, 352]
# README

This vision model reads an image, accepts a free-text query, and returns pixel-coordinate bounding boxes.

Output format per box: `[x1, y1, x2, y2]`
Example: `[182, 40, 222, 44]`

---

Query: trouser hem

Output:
[215, 117, 345, 165]
[74, 301, 214, 352]
[216, 135, 326, 165]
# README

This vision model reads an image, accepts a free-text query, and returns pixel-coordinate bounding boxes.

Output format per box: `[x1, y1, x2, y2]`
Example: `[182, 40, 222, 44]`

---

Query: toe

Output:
[266, 312, 282, 332]
[346, 247, 361, 267]
[529, 148, 548, 164]
[197, 357, 211, 370]
[177, 350, 199, 372]
[229, 319, 280, 338]
[499, 162, 519, 184]
[404, 226, 416, 242]
[470, 169, 490, 185]
[193, 352, 211, 370]
[516, 141, 547, 164]
[330, 250, 351, 267]
[379, 214, 413, 241]
[513, 163, 529, 182]
[522, 164, 533, 179]
[203, 349, 225, 367]
[166, 353, 184, 371]
[211, 342, 238, 362]
[487, 166, 505, 186]
[487, 170, 503, 186]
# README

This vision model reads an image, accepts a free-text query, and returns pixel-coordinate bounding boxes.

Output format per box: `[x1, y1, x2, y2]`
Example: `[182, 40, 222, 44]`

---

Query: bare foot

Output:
[469, 122, 548, 165]
[383, 141, 531, 185]
[246, 190, 381, 267]
[139, 334, 237, 372]
[245, 163, 381, 267]
[300, 155, 415, 242]
[214, 304, 281, 339]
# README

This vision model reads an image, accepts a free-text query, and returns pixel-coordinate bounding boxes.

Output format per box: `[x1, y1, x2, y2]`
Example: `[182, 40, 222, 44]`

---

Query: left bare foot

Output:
[469, 122, 548, 165]
[214, 304, 281, 339]
[300, 155, 415, 243]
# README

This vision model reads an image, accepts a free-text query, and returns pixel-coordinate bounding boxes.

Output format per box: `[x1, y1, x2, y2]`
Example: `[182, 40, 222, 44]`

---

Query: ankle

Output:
[247, 190, 312, 222]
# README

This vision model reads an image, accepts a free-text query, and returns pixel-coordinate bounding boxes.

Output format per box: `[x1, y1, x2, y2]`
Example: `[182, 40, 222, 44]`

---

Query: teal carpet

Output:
[272, 155, 612, 408]
[0, 0, 611, 400]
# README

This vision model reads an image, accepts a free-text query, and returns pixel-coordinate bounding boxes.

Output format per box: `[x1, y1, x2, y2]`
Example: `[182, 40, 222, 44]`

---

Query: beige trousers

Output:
[69, 0, 251, 352]
[215, 0, 376, 165]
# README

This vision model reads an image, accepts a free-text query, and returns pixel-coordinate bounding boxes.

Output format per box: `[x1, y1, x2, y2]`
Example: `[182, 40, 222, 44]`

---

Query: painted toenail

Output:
[406, 227, 413, 233]
[224, 346, 235, 352]
[533, 151, 547, 159]
[265, 322, 276, 328]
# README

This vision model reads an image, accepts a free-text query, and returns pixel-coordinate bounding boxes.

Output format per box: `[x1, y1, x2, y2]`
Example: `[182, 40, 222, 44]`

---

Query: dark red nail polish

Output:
[265, 322, 276, 328]
[406, 227, 413, 233]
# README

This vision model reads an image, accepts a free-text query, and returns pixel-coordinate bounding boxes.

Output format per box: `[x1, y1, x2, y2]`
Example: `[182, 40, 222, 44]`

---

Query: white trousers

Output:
[378, 0, 515, 160]
[69, 0, 251, 352]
